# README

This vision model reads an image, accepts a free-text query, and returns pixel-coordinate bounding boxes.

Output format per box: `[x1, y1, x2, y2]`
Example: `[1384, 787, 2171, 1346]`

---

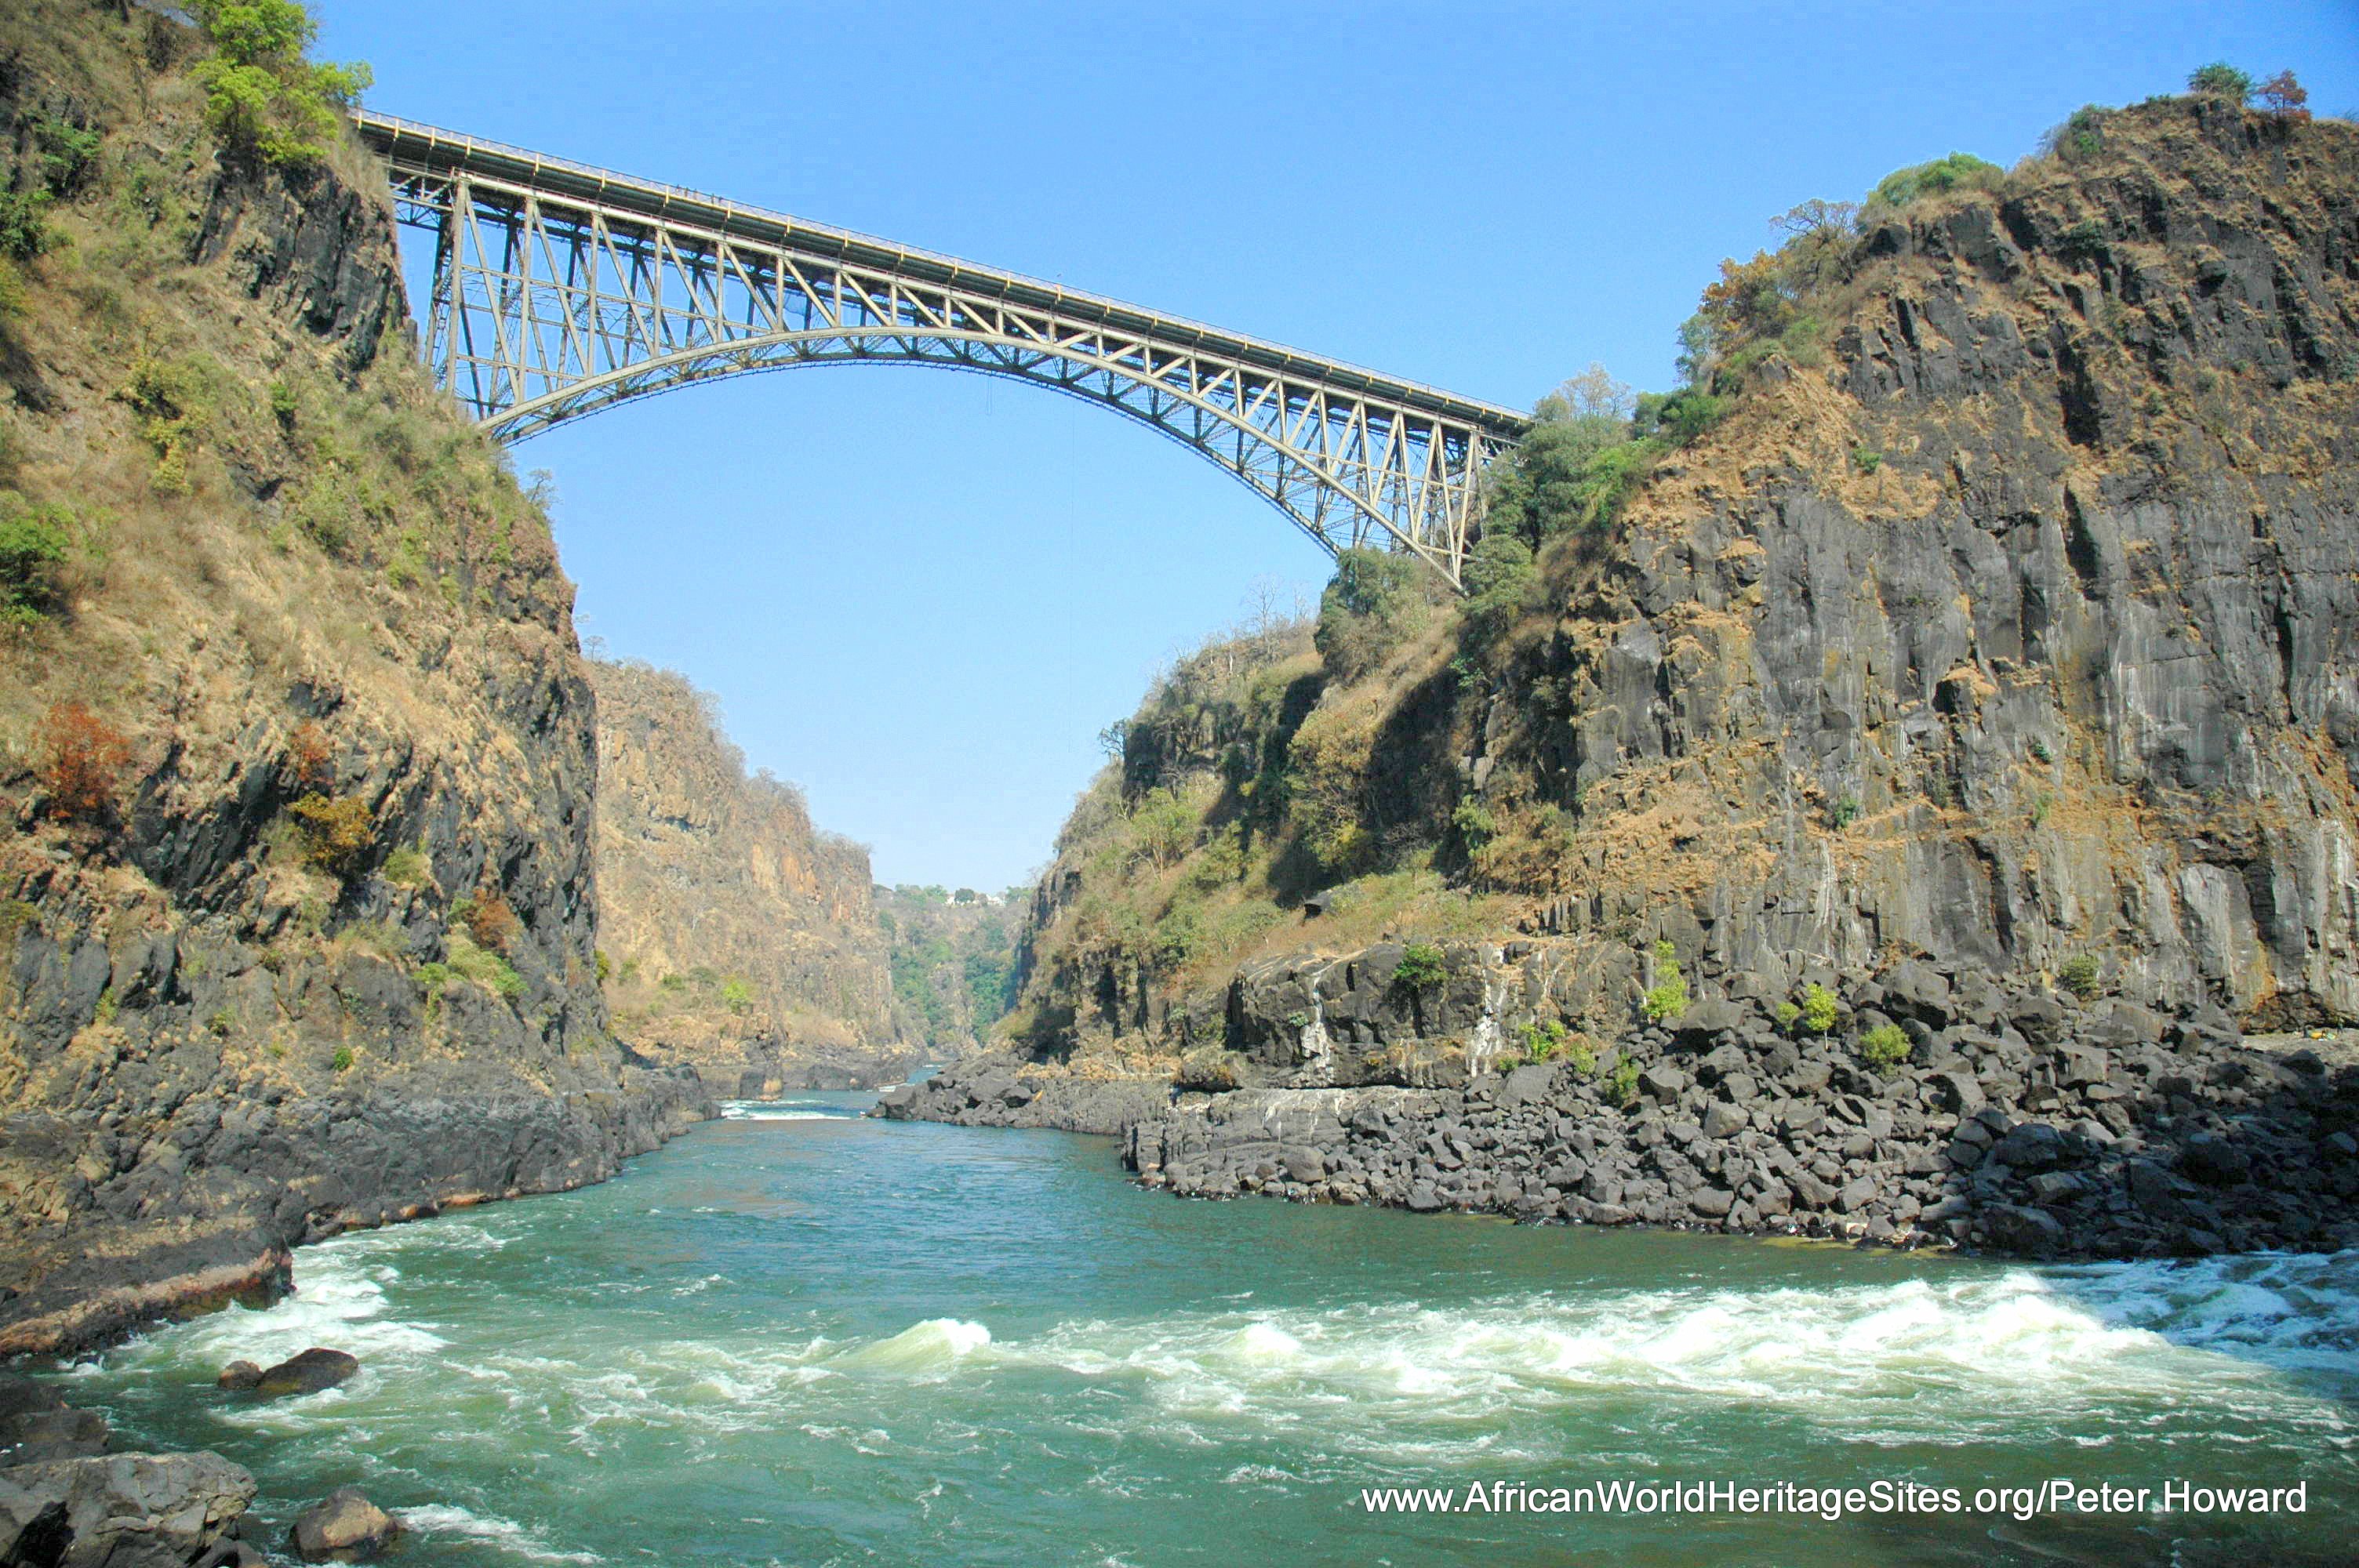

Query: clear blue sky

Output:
[318, 2, 2359, 891]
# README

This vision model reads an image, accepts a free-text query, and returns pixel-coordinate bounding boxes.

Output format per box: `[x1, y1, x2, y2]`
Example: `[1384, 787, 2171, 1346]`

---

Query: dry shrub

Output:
[463, 889, 521, 956]
[286, 791, 372, 875]
[282, 719, 332, 786]
[36, 701, 130, 822]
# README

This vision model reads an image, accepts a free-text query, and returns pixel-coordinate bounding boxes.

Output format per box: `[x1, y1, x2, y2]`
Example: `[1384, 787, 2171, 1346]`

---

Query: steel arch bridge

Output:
[352, 113, 1527, 588]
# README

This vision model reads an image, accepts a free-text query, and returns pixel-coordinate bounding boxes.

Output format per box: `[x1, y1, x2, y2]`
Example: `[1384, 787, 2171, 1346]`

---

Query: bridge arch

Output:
[354, 114, 1525, 589]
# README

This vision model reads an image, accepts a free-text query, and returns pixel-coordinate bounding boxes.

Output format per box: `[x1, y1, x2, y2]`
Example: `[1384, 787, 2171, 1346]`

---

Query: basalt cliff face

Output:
[0, 5, 707, 1357]
[889, 100, 2359, 1258]
[590, 659, 914, 1093]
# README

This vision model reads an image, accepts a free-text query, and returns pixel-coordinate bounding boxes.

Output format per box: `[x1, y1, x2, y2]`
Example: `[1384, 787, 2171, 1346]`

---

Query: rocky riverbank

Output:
[876, 1058, 1167, 1137]
[1, 1371, 259, 1566]
[1114, 941, 2359, 1259]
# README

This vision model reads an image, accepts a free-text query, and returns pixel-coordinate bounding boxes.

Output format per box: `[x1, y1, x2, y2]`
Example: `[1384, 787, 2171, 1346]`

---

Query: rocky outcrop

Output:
[1122, 939, 2359, 1258]
[876, 1054, 1167, 1136]
[995, 103, 2359, 1099]
[0, 6, 713, 1356]
[591, 660, 914, 1093]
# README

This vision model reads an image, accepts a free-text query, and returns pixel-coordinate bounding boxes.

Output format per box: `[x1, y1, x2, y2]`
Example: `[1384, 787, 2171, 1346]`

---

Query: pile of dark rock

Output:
[874, 1061, 1168, 1137]
[1124, 962, 2359, 1260]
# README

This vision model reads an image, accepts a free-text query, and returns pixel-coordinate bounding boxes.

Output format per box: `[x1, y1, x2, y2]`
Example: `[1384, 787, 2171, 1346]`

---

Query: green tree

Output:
[1314, 546, 1421, 681]
[1129, 786, 1197, 869]
[191, 1, 373, 166]
[1641, 938, 1688, 1022]
[2187, 63, 2254, 100]
[0, 496, 71, 627]
[1393, 942, 1448, 991]
[1864, 153, 2003, 214]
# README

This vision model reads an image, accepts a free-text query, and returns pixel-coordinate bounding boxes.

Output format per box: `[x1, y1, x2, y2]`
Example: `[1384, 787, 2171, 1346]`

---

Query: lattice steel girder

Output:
[352, 112, 1527, 588]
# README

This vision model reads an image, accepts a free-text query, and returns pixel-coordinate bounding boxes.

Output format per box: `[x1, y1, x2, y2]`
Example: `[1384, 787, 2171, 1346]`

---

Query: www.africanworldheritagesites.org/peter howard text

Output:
[1358, 1478, 2310, 1522]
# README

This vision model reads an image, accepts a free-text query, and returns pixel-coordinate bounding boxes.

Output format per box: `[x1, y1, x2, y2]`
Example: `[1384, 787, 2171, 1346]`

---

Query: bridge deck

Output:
[350, 111, 1528, 440]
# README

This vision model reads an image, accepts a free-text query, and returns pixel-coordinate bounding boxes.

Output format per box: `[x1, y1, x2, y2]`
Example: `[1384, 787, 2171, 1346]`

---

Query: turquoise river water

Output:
[38, 1093, 2359, 1566]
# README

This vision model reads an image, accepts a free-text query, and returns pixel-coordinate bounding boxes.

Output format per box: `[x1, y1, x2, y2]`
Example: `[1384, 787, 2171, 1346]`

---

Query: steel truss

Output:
[353, 113, 1525, 587]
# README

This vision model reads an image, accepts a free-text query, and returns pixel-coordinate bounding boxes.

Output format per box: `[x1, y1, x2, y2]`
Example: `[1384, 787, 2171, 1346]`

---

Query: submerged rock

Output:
[253, 1348, 359, 1398]
[215, 1361, 263, 1392]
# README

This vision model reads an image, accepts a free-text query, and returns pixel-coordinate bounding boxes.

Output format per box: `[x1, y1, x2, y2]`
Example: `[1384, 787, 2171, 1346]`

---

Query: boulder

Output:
[216, 1361, 264, 1392]
[253, 1348, 359, 1398]
[2182, 1133, 2254, 1186]
[290, 1486, 403, 1563]
[0, 1452, 255, 1568]
[1987, 1122, 2067, 1173]
[1670, 1001, 1747, 1045]
[1637, 1065, 1689, 1101]
[0, 1374, 108, 1465]
[1880, 961, 1954, 1026]
[1928, 1069, 1985, 1114]
[1979, 1203, 2066, 1254]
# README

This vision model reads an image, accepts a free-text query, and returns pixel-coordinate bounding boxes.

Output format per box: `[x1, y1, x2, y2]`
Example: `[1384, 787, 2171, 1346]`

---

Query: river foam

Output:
[719, 1098, 865, 1121]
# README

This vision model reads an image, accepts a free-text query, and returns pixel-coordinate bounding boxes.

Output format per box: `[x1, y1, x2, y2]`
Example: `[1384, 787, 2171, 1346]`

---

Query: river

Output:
[44, 1094, 2359, 1566]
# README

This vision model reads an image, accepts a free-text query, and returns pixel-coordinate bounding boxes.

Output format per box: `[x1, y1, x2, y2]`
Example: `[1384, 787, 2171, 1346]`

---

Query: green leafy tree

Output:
[1393, 942, 1448, 991]
[2187, 63, 2254, 100]
[1129, 786, 1197, 869]
[191, 1, 373, 167]
[1314, 546, 1422, 681]
[0, 496, 72, 627]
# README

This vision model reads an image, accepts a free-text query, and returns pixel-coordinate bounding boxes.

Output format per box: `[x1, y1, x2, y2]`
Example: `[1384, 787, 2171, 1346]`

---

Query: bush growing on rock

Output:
[1393, 942, 1447, 991]
[1859, 1022, 1911, 1069]
[379, 844, 433, 889]
[2059, 954, 2103, 999]
[35, 701, 130, 822]
[0, 495, 71, 627]
[442, 931, 523, 1000]
[1641, 939, 1688, 1022]
[191, 0, 373, 168]
[1865, 152, 2004, 213]
[458, 891, 522, 956]
[2186, 62, 2254, 100]
[1605, 1057, 1641, 1108]
[286, 793, 373, 876]
[1798, 982, 1839, 1034]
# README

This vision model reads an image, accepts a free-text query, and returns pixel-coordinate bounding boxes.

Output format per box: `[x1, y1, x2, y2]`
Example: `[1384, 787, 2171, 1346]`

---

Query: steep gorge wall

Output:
[996, 99, 2359, 1075]
[1479, 97, 2359, 1027]
[591, 659, 913, 1091]
[0, 5, 706, 1356]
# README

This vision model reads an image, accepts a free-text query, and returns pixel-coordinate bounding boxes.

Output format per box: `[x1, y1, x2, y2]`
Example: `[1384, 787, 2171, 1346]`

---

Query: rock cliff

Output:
[900, 93, 2359, 1257]
[0, 2, 708, 1357]
[590, 659, 913, 1093]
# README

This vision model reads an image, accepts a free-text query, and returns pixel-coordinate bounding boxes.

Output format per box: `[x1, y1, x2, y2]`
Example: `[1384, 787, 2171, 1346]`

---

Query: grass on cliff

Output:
[0, 1, 596, 1065]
